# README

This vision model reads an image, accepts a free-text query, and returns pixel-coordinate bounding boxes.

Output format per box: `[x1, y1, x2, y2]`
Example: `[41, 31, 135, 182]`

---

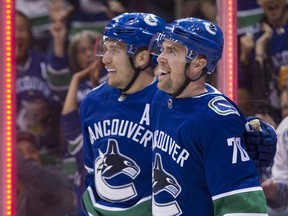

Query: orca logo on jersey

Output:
[95, 139, 140, 202]
[208, 96, 240, 116]
[152, 153, 182, 216]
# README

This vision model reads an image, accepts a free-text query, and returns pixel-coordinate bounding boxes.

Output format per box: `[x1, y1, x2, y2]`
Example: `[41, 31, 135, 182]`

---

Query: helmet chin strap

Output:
[171, 63, 207, 98]
[120, 57, 152, 93]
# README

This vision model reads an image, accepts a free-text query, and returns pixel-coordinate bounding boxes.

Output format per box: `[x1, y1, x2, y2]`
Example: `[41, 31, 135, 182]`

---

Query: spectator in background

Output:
[260, 89, 288, 215]
[17, 130, 76, 216]
[237, 0, 264, 115]
[46, 1, 75, 101]
[181, 0, 217, 23]
[237, 0, 264, 36]
[239, 0, 288, 125]
[67, 30, 103, 75]
[16, 10, 64, 166]
[16, 0, 54, 53]
[46, 0, 114, 98]
[16, 0, 124, 54]
[67, 0, 125, 37]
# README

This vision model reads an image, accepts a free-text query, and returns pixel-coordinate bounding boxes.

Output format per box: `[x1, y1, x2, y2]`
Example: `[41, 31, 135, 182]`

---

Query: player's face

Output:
[76, 37, 95, 70]
[102, 40, 135, 89]
[156, 40, 187, 94]
[257, 0, 286, 22]
[15, 13, 31, 65]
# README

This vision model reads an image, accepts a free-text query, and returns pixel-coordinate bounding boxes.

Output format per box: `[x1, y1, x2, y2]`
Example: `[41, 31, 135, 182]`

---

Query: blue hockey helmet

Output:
[98, 12, 166, 57]
[149, 17, 224, 73]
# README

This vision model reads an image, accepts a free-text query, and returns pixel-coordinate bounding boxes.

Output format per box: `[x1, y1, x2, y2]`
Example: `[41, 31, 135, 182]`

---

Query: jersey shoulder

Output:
[189, 85, 245, 130]
[206, 94, 241, 117]
[196, 84, 241, 118]
[84, 82, 112, 100]
[80, 82, 112, 109]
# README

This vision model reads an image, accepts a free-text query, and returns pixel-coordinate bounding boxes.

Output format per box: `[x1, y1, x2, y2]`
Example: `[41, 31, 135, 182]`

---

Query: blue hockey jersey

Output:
[80, 81, 157, 216]
[151, 84, 267, 216]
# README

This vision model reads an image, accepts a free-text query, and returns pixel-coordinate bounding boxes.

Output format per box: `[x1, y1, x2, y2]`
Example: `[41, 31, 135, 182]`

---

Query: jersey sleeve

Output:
[79, 99, 95, 187]
[183, 110, 267, 215]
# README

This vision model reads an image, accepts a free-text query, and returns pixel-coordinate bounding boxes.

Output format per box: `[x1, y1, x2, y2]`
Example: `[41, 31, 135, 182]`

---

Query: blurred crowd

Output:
[15, 0, 288, 215]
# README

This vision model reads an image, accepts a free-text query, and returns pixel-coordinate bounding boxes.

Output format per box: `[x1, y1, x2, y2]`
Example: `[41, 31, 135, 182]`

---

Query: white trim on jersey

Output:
[87, 186, 152, 211]
[212, 186, 263, 200]
[224, 214, 268, 216]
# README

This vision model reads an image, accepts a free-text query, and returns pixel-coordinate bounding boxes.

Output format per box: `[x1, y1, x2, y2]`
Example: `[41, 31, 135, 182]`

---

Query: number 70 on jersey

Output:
[227, 137, 250, 164]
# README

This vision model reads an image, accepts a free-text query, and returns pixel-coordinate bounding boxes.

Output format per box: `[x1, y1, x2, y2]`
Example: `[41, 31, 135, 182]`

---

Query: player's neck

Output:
[175, 78, 207, 98]
[123, 70, 154, 94]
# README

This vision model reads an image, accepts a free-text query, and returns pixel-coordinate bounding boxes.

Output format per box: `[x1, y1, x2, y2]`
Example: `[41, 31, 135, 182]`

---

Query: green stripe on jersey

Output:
[213, 190, 267, 216]
[82, 189, 152, 216]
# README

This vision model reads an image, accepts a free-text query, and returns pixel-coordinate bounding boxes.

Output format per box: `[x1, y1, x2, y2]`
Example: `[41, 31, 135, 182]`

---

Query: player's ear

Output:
[135, 50, 150, 68]
[195, 58, 207, 71]
[187, 57, 207, 77]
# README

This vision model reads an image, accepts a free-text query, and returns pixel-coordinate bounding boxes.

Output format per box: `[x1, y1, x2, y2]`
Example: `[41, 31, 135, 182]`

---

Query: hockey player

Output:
[80, 13, 276, 216]
[148, 17, 269, 215]
[80, 12, 167, 216]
